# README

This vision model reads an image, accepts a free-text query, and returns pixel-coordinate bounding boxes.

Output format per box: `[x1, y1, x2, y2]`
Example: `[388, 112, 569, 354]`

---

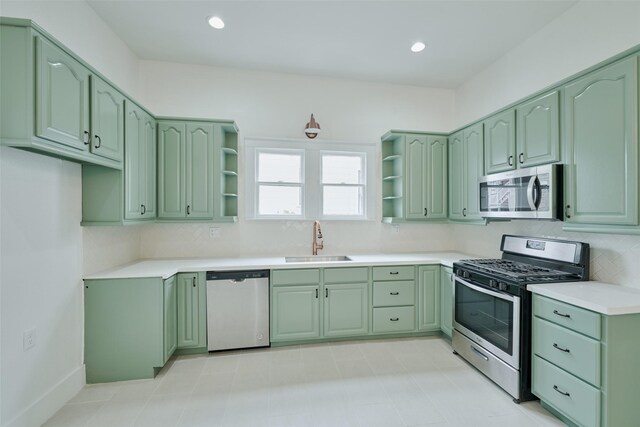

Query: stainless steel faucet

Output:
[312, 220, 324, 255]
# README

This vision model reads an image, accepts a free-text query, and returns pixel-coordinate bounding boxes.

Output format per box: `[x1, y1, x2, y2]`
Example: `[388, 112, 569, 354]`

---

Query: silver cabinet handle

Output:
[94, 135, 101, 149]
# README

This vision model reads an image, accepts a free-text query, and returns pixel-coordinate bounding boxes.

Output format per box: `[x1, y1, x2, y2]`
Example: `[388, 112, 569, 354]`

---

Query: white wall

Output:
[0, 148, 85, 427]
[137, 60, 456, 258]
[454, 1, 640, 127]
[0, 2, 142, 426]
[452, 1, 640, 289]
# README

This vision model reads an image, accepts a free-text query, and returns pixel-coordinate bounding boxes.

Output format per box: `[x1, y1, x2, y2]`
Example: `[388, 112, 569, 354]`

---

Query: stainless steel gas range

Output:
[452, 235, 589, 403]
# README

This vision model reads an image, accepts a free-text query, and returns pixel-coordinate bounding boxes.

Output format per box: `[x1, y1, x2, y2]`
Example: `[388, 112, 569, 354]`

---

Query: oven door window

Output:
[455, 280, 514, 356]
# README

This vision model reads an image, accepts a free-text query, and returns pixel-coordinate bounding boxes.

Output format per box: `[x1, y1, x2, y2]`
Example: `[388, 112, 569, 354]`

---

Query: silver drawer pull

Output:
[390, 317, 399, 322]
[553, 343, 570, 353]
[553, 385, 571, 397]
[471, 346, 489, 361]
[553, 309, 571, 319]
[390, 292, 399, 295]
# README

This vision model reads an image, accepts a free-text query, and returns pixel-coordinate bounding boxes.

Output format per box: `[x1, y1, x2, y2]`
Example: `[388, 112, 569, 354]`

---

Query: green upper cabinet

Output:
[82, 99, 155, 225]
[563, 57, 638, 227]
[449, 124, 484, 221]
[405, 134, 448, 220]
[157, 119, 239, 222]
[381, 131, 447, 222]
[484, 109, 516, 174]
[516, 91, 560, 168]
[90, 76, 124, 162]
[124, 100, 156, 220]
[35, 35, 90, 152]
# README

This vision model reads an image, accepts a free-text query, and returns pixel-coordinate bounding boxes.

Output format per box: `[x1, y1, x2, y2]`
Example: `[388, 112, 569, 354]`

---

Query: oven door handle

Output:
[455, 276, 520, 303]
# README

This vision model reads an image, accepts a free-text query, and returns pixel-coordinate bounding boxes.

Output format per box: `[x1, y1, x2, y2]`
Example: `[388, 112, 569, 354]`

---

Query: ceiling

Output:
[87, 0, 578, 89]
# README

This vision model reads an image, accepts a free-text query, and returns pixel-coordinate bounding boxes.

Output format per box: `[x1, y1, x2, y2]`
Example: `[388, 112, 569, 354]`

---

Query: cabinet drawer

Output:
[372, 266, 414, 281]
[533, 295, 601, 339]
[373, 281, 415, 307]
[533, 356, 600, 427]
[533, 317, 601, 387]
[324, 267, 368, 284]
[272, 269, 320, 286]
[372, 306, 415, 333]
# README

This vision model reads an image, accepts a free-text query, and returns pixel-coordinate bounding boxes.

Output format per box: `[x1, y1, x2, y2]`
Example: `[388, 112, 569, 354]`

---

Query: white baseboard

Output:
[4, 365, 85, 427]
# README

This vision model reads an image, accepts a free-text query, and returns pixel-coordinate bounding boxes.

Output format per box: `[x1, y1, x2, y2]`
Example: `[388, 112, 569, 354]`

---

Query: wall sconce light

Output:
[304, 114, 321, 139]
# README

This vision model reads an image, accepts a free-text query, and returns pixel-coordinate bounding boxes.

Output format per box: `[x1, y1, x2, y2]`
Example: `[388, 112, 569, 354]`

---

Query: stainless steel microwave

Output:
[479, 164, 562, 220]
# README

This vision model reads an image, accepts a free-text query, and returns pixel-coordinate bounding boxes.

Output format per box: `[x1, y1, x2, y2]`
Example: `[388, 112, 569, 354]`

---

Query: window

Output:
[256, 150, 304, 217]
[246, 138, 375, 220]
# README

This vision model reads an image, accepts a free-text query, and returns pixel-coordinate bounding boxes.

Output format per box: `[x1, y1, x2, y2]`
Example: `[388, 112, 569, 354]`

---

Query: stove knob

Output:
[489, 279, 498, 288]
[499, 282, 508, 291]
[463, 271, 470, 279]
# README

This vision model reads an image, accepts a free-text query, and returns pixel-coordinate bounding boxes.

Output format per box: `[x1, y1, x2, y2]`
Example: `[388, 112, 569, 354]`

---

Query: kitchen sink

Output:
[285, 256, 352, 263]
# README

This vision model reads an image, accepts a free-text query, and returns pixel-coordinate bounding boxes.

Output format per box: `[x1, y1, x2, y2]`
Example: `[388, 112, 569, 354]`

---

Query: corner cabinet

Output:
[0, 20, 123, 169]
[532, 294, 640, 427]
[563, 57, 638, 229]
[81, 99, 156, 225]
[449, 124, 485, 222]
[157, 118, 239, 222]
[84, 275, 177, 383]
[381, 131, 448, 222]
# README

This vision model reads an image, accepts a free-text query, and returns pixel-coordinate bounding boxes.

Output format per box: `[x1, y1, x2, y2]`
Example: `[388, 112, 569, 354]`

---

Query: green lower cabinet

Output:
[440, 267, 453, 337]
[84, 275, 177, 383]
[176, 272, 207, 350]
[323, 283, 369, 337]
[418, 266, 440, 331]
[531, 294, 640, 426]
[271, 285, 321, 341]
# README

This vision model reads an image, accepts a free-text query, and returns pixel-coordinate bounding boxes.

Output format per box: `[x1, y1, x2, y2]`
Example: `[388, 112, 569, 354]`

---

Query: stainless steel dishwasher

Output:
[206, 270, 270, 351]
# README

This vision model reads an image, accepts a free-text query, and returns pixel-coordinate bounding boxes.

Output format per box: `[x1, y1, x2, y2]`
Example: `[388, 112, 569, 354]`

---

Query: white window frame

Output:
[319, 151, 367, 219]
[245, 137, 376, 220]
[253, 148, 305, 219]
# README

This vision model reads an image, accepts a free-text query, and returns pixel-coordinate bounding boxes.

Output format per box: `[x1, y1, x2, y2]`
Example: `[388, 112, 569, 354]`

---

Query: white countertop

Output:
[528, 282, 640, 315]
[84, 252, 473, 280]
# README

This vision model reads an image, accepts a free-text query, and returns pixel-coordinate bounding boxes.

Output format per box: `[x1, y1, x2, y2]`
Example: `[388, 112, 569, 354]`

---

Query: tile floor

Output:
[44, 337, 564, 427]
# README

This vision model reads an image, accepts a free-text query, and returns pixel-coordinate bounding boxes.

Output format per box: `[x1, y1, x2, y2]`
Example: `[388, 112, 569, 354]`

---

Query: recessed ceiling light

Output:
[411, 42, 426, 53]
[207, 16, 225, 29]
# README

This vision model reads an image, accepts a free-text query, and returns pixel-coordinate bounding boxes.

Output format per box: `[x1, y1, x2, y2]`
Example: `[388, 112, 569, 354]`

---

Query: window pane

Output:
[258, 185, 302, 215]
[323, 186, 363, 216]
[258, 152, 302, 183]
[322, 155, 363, 184]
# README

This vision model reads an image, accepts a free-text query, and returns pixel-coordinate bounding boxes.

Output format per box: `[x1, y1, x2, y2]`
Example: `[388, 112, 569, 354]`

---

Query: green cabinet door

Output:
[405, 134, 429, 219]
[448, 131, 465, 220]
[124, 101, 144, 219]
[418, 266, 440, 331]
[484, 109, 516, 174]
[564, 57, 638, 226]
[163, 275, 178, 363]
[516, 91, 560, 168]
[463, 123, 484, 220]
[427, 135, 448, 219]
[323, 283, 369, 337]
[271, 285, 320, 341]
[142, 113, 157, 219]
[177, 272, 206, 349]
[90, 76, 124, 162]
[186, 123, 215, 218]
[35, 36, 90, 151]
[158, 122, 187, 218]
[440, 267, 453, 337]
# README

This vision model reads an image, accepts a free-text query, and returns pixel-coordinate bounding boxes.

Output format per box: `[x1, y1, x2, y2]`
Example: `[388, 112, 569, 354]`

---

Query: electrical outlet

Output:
[23, 328, 36, 351]
[209, 227, 221, 238]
